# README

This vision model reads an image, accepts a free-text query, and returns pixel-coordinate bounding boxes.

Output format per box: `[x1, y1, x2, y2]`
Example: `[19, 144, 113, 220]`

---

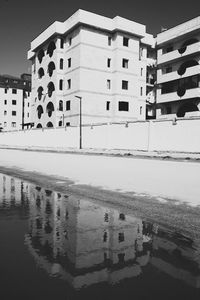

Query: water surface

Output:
[0, 174, 199, 300]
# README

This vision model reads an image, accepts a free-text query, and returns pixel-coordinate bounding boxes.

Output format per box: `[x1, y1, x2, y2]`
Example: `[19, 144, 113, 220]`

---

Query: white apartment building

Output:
[28, 9, 155, 128]
[0, 74, 32, 131]
[156, 16, 200, 119]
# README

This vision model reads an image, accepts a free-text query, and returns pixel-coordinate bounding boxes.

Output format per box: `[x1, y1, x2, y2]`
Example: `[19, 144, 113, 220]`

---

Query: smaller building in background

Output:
[156, 16, 200, 119]
[0, 74, 32, 131]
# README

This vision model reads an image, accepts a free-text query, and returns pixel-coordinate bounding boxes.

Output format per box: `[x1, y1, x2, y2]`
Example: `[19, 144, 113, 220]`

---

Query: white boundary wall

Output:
[0, 118, 200, 153]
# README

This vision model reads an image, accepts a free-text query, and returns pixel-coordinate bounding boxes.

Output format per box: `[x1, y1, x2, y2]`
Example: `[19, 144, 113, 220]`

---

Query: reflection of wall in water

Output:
[0, 174, 30, 212]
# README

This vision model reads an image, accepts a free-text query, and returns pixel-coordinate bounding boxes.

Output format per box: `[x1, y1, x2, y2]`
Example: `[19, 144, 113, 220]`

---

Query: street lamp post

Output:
[75, 95, 82, 149]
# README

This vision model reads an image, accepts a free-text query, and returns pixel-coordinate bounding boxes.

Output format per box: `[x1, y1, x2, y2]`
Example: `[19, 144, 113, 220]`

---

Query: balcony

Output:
[157, 87, 200, 104]
[157, 65, 200, 84]
[157, 41, 200, 65]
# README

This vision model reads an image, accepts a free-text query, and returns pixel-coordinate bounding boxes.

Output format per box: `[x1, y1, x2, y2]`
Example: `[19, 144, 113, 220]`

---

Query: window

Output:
[4, 122, 7, 127]
[104, 213, 109, 222]
[103, 231, 108, 242]
[123, 37, 129, 47]
[107, 79, 111, 89]
[68, 37, 72, 46]
[58, 121, 62, 126]
[67, 79, 71, 89]
[166, 45, 173, 53]
[66, 122, 70, 126]
[60, 38, 64, 49]
[118, 232, 125, 243]
[140, 87, 143, 96]
[12, 89, 17, 94]
[166, 106, 172, 114]
[12, 100, 17, 105]
[108, 36, 112, 46]
[119, 101, 129, 111]
[27, 113, 29, 118]
[140, 106, 143, 115]
[141, 68, 143, 76]
[166, 66, 172, 73]
[122, 80, 128, 90]
[59, 100, 63, 111]
[59, 79, 63, 90]
[4, 88, 7, 94]
[68, 58, 71, 68]
[66, 100, 71, 111]
[4, 100, 7, 105]
[11, 122, 16, 128]
[60, 58, 64, 70]
[119, 213, 125, 221]
[106, 101, 110, 111]
[4, 111, 7, 116]
[122, 58, 128, 68]
[12, 111, 16, 116]
[28, 103, 30, 107]
[107, 58, 111, 68]
[139, 47, 144, 60]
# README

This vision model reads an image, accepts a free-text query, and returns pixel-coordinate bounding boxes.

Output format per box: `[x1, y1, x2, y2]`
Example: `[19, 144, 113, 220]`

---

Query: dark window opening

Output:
[122, 59, 128, 68]
[59, 79, 63, 90]
[37, 105, 44, 119]
[107, 58, 111, 68]
[123, 37, 129, 47]
[59, 100, 63, 111]
[12, 111, 16, 116]
[60, 38, 64, 49]
[66, 122, 70, 127]
[36, 123, 42, 128]
[46, 102, 55, 117]
[12, 100, 16, 105]
[37, 86, 43, 100]
[68, 58, 71, 68]
[58, 121, 62, 126]
[47, 82, 55, 97]
[37, 49, 45, 63]
[118, 253, 125, 263]
[166, 106, 172, 114]
[60, 59, 64, 70]
[119, 101, 129, 111]
[67, 79, 71, 89]
[103, 231, 108, 242]
[118, 232, 125, 243]
[122, 80, 128, 90]
[47, 61, 56, 77]
[108, 36, 112, 46]
[5, 88, 8, 94]
[12, 89, 17, 94]
[119, 213, 125, 221]
[66, 100, 71, 111]
[106, 101, 110, 111]
[38, 67, 45, 78]
[46, 121, 53, 128]
[47, 41, 56, 57]
[166, 66, 172, 73]
[104, 213, 109, 222]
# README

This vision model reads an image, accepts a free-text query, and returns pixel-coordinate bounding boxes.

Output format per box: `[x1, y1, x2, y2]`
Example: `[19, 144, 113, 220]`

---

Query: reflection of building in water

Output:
[0, 174, 30, 214]
[0, 173, 199, 291]
[25, 186, 150, 289]
[143, 221, 200, 289]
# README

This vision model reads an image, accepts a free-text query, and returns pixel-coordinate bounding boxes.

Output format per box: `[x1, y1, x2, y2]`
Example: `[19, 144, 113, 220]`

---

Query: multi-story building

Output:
[27, 9, 155, 128]
[156, 16, 200, 119]
[0, 74, 32, 131]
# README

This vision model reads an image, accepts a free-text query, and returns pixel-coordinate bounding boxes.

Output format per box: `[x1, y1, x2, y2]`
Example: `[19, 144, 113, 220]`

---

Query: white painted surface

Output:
[0, 149, 199, 207]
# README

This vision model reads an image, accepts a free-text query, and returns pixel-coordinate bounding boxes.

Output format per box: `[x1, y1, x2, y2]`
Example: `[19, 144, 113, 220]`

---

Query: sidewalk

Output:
[0, 145, 200, 161]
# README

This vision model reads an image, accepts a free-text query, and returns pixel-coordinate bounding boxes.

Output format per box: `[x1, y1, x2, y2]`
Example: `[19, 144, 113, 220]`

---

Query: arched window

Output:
[59, 79, 63, 90]
[36, 123, 42, 128]
[37, 86, 43, 100]
[178, 60, 199, 75]
[38, 67, 44, 79]
[179, 38, 198, 54]
[46, 102, 55, 117]
[60, 58, 64, 70]
[60, 38, 64, 49]
[37, 105, 44, 119]
[37, 49, 45, 63]
[47, 82, 55, 97]
[47, 41, 56, 57]
[46, 121, 54, 128]
[59, 100, 63, 111]
[47, 61, 56, 77]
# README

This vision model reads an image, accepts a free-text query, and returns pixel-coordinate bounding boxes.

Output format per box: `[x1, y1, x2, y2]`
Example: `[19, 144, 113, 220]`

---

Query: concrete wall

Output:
[1, 118, 200, 153]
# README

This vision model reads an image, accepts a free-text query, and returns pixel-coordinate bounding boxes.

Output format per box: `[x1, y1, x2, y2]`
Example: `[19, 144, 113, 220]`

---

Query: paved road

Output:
[0, 148, 199, 207]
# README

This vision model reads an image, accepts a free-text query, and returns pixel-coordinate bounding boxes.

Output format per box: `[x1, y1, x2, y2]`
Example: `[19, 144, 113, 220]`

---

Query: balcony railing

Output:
[157, 65, 200, 84]
[157, 86, 200, 103]
[157, 41, 200, 65]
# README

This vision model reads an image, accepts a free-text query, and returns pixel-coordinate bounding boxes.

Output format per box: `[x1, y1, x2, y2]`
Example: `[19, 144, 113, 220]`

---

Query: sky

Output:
[0, 0, 199, 77]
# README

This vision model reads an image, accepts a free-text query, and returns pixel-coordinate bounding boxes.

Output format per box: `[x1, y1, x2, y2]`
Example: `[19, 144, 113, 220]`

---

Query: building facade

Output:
[0, 74, 32, 131]
[156, 16, 200, 119]
[28, 9, 155, 128]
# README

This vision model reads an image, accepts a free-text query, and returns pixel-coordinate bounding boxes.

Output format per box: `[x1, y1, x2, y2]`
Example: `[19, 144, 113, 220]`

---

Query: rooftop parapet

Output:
[157, 16, 200, 46]
[28, 9, 147, 59]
